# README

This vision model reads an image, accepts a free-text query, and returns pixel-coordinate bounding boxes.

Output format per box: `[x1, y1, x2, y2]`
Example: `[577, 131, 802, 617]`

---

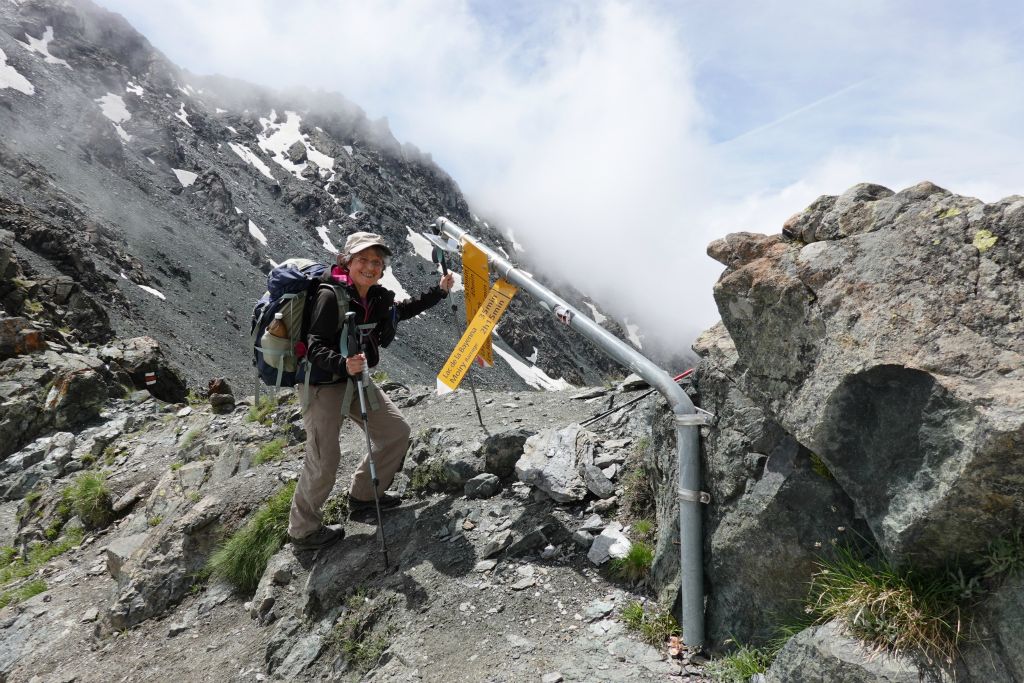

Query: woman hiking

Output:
[287, 231, 454, 550]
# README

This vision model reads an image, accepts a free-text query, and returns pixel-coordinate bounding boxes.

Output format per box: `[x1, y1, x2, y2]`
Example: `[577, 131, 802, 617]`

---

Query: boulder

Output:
[686, 323, 864, 648]
[515, 425, 596, 503]
[100, 336, 188, 403]
[482, 428, 535, 479]
[958, 573, 1024, 680]
[708, 183, 1024, 568]
[0, 317, 45, 359]
[587, 522, 631, 565]
[45, 367, 109, 429]
[766, 621, 946, 682]
[287, 141, 307, 164]
[464, 473, 501, 499]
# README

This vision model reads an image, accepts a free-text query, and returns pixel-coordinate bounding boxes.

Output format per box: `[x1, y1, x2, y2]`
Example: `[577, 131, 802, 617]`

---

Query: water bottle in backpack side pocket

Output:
[268, 312, 289, 338]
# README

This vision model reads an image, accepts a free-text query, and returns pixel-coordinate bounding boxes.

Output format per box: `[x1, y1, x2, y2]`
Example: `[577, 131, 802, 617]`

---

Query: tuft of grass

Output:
[205, 482, 295, 594]
[622, 466, 655, 518]
[23, 299, 44, 316]
[181, 427, 202, 450]
[408, 460, 449, 494]
[253, 438, 287, 465]
[170, 461, 183, 471]
[322, 495, 349, 526]
[808, 452, 834, 480]
[186, 389, 206, 406]
[706, 643, 774, 682]
[63, 471, 114, 529]
[1, 528, 83, 585]
[982, 528, 1024, 580]
[102, 445, 119, 466]
[371, 370, 389, 384]
[619, 601, 680, 647]
[0, 546, 17, 568]
[808, 546, 962, 665]
[610, 542, 654, 584]
[148, 516, 163, 527]
[0, 579, 47, 608]
[324, 590, 393, 674]
[246, 396, 276, 426]
[631, 518, 655, 540]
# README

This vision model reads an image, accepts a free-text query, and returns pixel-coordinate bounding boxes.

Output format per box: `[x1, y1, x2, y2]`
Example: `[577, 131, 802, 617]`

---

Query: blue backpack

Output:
[250, 259, 350, 390]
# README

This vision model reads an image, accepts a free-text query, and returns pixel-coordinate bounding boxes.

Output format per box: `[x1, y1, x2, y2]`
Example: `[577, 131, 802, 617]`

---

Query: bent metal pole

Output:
[435, 217, 708, 647]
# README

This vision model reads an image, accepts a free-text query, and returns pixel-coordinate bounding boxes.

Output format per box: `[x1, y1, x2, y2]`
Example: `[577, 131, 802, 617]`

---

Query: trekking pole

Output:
[346, 312, 389, 570]
[433, 242, 485, 428]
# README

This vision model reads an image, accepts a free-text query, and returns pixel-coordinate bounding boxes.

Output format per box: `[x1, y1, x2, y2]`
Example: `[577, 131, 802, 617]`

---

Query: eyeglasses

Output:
[352, 256, 385, 269]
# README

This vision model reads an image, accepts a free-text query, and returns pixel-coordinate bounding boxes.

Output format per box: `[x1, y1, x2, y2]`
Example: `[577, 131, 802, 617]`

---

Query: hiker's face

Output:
[349, 247, 386, 289]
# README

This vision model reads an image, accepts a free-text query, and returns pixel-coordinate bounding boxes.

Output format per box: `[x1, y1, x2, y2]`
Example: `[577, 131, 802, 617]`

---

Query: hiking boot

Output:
[347, 493, 402, 515]
[288, 524, 345, 551]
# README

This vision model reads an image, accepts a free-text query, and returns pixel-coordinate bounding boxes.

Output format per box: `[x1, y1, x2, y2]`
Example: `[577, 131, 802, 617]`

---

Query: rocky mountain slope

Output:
[0, 0, 629, 393]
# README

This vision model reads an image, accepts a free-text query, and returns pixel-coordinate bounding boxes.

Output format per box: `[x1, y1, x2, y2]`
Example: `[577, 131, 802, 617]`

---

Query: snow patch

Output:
[343, 145, 353, 156]
[316, 225, 338, 254]
[248, 220, 267, 246]
[228, 142, 276, 181]
[225, 125, 237, 135]
[584, 302, 607, 324]
[174, 103, 191, 128]
[527, 347, 539, 364]
[172, 169, 197, 188]
[406, 227, 436, 262]
[137, 285, 166, 300]
[215, 107, 227, 114]
[18, 26, 70, 68]
[96, 93, 131, 141]
[234, 207, 242, 214]
[625, 323, 643, 349]
[125, 81, 143, 96]
[380, 269, 411, 302]
[146, 157, 155, 165]
[494, 343, 571, 392]
[0, 48, 34, 94]
[257, 110, 334, 181]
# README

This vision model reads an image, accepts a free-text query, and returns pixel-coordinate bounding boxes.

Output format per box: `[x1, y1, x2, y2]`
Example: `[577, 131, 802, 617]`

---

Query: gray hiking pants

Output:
[287, 382, 410, 539]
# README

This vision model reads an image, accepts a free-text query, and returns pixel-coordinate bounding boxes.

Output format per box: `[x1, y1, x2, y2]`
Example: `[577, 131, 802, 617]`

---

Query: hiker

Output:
[287, 231, 454, 550]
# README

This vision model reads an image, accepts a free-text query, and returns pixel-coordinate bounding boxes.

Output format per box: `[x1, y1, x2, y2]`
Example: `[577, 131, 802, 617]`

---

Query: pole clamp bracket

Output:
[675, 408, 714, 427]
[678, 488, 711, 505]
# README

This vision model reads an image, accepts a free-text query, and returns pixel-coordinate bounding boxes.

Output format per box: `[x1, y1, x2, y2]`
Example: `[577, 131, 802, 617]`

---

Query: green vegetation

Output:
[170, 461, 183, 471]
[706, 643, 774, 682]
[63, 471, 114, 529]
[23, 298, 44, 315]
[186, 389, 206, 406]
[610, 542, 654, 584]
[622, 465, 655, 518]
[188, 491, 203, 503]
[0, 546, 16, 568]
[408, 460, 449, 494]
[181, 427, 202, 450]
[324, 591, 393, 674]
[247, 396, 277, 426]
[0, 579, 47, 608]
[253, 438, 287, 465]
[205, 482, 295, 594]
[102, 445, 119, 466]
[619, 601, 680, 647]
[982, 528, 1024, 579]
[148, 516, 163, 527]
[808, 546, 962, 664]
[0, 528, 83, 585]
[322, 495, 349, 526]
[371, 370, 389, 384]
[631, 518, 655, 541]
[808, 452, 833, 480]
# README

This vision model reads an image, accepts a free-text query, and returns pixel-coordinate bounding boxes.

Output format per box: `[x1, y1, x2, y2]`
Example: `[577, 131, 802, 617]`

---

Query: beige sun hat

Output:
[344, 231, 392, 256]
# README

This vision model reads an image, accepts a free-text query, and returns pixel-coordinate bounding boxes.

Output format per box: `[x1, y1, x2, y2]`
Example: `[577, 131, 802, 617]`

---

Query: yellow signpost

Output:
[461, 241, 493, 366]
[437, 279, 517, 394]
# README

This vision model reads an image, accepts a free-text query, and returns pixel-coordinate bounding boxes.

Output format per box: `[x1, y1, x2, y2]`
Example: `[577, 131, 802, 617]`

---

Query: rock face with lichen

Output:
[707, 181, 1024, 570]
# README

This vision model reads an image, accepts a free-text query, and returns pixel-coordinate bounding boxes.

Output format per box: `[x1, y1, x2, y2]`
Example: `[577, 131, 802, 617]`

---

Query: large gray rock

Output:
[766, 621, 949, 682]
[482, 428, 535, 479]
[99, 336, 188, 404]
[708, 182, 1024, 568]
[515, 425, 596, 503]
[688, 323, 863, 648]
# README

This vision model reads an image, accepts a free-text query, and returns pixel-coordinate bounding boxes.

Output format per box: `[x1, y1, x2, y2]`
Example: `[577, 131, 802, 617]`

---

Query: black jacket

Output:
[305, 273, 447, 383]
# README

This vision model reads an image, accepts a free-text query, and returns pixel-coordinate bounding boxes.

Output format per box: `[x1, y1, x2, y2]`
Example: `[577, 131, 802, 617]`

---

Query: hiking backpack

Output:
[250, 258, 350, 390]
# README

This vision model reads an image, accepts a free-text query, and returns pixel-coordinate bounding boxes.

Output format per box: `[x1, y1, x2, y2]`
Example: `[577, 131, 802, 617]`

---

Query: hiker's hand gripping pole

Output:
[345, 311, 390, 570]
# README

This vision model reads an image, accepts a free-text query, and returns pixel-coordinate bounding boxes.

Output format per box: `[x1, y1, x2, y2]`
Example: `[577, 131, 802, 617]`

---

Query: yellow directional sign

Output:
[437, 279, 517, 394]
[461, 240, 493, 367]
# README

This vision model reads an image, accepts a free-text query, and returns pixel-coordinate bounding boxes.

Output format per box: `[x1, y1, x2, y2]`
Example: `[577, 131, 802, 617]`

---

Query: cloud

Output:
[96, 0, 1024, 353]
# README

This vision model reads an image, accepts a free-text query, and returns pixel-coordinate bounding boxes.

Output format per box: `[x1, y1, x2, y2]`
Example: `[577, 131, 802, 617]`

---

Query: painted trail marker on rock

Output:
[461, 240, 493, 367]
[437, 279, 517, 394]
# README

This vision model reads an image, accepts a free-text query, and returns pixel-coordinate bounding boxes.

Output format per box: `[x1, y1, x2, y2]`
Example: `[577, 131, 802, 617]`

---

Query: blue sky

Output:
[94, 0, 1024, 346]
